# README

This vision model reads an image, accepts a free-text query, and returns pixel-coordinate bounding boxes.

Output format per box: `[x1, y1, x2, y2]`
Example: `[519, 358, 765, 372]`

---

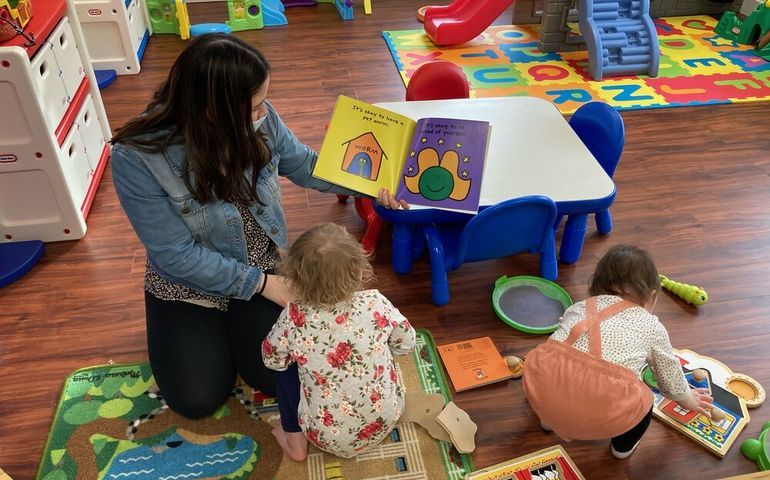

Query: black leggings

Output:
[145, 291, 301, 432]
[611, 407, 653, 452]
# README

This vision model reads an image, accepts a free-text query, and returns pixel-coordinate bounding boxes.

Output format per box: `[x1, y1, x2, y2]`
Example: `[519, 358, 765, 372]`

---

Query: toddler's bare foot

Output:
[271, 425, 308, 461]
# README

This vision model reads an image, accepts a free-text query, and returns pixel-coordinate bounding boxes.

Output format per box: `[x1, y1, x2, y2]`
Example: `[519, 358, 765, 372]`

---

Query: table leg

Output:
[412, 227, 425, 260]
[354, 198, 383, 253]
[392, 223, 414, 275]
[560, 214, 588, 264]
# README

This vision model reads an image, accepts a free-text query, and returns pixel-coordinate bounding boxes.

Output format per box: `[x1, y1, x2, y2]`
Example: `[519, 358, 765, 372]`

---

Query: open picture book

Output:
[313, 95, 491, 213]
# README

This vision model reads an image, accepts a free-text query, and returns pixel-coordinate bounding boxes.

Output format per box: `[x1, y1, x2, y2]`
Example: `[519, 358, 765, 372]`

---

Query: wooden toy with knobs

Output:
[643, 350, 765, 456]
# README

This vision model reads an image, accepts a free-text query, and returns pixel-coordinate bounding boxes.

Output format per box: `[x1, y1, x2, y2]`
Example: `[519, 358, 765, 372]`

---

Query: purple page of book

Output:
[395, 117, 490, 213]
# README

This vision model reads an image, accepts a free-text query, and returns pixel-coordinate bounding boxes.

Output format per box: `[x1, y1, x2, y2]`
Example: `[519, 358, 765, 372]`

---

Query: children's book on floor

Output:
[464, 444, 586, 480]
[314, 95, 491, 213]
[437, 336, 513, 392]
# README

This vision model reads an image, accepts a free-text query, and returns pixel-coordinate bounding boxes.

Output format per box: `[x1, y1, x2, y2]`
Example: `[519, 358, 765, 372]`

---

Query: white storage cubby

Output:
[74, 0, 152, 75]
[0, 0, 112, 243]
[76, 95, 107, 170]
[59, 111, 93, 207]
[50, 16, 86, 99]
[29, 39, 70, 133]
[128, 0, 151, 54]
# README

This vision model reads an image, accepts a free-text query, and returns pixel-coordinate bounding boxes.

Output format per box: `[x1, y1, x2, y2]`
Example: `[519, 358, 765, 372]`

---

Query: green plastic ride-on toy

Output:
[715, 0, 770, 61]
[741, 421, 770, 471]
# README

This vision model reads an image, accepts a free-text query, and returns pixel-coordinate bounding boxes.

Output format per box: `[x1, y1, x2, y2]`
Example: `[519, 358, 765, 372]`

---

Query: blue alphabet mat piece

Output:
[382, 16, 770, 114]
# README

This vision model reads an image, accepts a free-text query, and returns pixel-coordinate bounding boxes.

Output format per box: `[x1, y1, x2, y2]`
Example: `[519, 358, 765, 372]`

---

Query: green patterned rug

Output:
[37, 329, 473, 479]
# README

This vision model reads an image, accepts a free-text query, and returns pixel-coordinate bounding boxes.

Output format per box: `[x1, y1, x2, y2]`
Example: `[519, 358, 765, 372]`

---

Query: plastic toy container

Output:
[492, 275, 572, 334]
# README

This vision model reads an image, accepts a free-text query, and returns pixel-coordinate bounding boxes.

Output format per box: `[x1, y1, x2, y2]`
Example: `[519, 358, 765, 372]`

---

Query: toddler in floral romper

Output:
[262, 223, 416, 459]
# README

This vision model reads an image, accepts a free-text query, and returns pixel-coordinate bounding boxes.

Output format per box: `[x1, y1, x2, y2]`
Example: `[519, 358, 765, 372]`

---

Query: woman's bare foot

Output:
[271, 424, 308, 461]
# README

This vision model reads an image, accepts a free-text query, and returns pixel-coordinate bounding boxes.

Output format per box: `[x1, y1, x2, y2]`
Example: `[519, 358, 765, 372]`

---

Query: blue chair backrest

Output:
[569, 102, 625, 178]
[453, 195, 557, 268]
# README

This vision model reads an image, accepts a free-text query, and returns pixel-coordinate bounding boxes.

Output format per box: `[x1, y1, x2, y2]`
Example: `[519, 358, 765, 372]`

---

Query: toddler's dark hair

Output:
[589, 245, 659, 306]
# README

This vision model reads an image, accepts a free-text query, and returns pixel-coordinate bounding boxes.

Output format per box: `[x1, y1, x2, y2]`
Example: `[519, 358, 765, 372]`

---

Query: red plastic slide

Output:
[424, 0, 513, 46]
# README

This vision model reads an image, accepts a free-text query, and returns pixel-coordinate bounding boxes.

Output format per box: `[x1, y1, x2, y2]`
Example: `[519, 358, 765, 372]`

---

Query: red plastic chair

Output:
[338, 61, 470, 253]
[406, 60, 470, 101]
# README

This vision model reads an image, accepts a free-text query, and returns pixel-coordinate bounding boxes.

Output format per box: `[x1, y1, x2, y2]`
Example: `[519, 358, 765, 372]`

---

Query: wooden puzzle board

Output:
[644, 349, 750, 457]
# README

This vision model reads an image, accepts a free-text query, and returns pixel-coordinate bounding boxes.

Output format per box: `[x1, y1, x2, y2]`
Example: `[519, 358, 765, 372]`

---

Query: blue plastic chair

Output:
[560, 102, 625, 234]
[422, 195, 558, 306]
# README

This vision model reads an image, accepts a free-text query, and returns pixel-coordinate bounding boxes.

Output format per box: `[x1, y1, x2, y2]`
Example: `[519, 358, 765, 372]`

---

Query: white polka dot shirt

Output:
[550, 295, 690, 402]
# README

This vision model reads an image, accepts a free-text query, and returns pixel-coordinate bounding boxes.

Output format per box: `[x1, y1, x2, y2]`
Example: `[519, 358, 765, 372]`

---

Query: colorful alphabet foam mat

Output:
[382, 16, 770, 114]
[37, 330, 473, 479]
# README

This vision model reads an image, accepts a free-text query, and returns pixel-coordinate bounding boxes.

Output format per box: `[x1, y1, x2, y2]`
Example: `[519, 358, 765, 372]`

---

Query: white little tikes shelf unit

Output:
[1, 0, 112, 243]
[73, 0, 152, 83]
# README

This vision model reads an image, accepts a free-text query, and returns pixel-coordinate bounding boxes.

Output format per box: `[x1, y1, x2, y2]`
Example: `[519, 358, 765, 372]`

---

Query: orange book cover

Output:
[437, 337, 513, 392]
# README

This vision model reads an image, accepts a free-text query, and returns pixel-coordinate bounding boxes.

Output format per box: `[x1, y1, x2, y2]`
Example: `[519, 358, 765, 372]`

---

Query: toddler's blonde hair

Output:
[281, 223, 374, 308]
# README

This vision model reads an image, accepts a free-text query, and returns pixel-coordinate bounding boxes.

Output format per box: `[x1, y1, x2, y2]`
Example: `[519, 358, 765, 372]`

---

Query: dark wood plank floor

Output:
[2, 2, 770, 478]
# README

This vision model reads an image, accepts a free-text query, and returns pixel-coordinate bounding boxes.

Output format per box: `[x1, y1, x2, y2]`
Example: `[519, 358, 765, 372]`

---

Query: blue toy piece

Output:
[190, 22, 233, 36]
[334, 0, 353, 20]
[557, 102, 625, 235]
[421, 195, 558, 306]
[262, 0, 288, 25]
[578, 0, 659, 80]
[95, 69, 118, 89]
[0, 240, 44, 288]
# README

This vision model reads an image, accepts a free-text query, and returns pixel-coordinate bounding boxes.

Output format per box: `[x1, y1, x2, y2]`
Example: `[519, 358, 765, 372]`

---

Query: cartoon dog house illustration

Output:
[341, 132, 386, 180]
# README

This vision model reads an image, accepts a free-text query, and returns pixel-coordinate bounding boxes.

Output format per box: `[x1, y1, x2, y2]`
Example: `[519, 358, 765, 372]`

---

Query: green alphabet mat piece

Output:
[37, 329, 473, 479]
[382, 16, 770, 114]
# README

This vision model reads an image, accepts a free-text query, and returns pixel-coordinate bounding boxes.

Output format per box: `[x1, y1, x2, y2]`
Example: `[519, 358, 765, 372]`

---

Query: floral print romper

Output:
[262, 289, 417, 458]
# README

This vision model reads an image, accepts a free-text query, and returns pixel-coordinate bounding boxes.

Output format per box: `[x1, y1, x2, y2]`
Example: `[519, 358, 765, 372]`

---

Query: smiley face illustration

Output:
[419, 166, 455, 200]
[403, 148, 470, 202]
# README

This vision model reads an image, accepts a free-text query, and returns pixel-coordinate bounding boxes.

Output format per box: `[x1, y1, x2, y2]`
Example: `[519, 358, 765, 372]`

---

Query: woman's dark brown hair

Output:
[111, 34, 270, 205]
[589, 244, 660, 306]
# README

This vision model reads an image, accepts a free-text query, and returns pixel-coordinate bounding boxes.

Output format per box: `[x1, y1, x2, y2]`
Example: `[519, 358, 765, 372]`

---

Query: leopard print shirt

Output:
[145, 201, 280, 310]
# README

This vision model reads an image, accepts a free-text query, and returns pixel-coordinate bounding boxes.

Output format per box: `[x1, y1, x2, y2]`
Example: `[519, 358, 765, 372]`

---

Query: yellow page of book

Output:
[314, 96, 417, 197]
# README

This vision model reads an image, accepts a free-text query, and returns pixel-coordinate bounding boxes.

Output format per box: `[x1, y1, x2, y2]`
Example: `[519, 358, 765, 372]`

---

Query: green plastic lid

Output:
[492, 275, 572, 334]
[642, 366, 658, 389]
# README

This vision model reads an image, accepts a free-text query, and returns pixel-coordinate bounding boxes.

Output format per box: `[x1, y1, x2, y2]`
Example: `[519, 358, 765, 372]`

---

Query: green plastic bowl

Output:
[492, 275, 573, 334]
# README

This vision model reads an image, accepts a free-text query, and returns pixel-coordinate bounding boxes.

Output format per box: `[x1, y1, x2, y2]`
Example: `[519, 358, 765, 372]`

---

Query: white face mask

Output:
[252, 115, 266, 132]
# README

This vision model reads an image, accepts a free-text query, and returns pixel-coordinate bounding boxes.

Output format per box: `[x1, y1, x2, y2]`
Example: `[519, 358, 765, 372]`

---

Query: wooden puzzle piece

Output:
[400, 391, 451, 442]
[436, 401, 477, 453]
[505, 355, 524, 379]
[677, 350, 765, 408]
[710, 406, 726, 423]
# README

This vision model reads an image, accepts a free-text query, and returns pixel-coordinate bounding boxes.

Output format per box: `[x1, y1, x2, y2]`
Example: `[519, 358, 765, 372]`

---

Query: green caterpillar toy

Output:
[659, 274, 708, 306]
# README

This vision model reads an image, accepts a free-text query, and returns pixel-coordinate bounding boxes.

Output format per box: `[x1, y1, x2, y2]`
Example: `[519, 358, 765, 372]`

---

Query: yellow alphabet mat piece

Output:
[382, 16, 770, 114]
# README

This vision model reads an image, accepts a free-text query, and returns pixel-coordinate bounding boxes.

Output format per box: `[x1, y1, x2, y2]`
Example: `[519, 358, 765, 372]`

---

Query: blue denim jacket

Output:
[112, 101, 355, 300]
